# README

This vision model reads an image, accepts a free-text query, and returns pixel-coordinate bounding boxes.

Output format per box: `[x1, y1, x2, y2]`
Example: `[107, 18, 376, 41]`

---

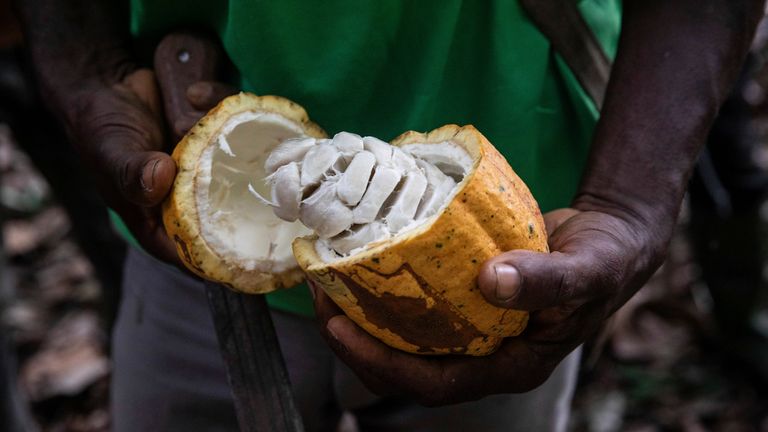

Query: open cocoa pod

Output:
[286, 126, 549, 356]
[164, 93, 548, 355]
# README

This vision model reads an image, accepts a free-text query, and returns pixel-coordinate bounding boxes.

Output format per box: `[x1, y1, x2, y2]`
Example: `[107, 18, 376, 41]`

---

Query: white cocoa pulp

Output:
[199, 112, 313, 272]
[252, 132, 473, 261]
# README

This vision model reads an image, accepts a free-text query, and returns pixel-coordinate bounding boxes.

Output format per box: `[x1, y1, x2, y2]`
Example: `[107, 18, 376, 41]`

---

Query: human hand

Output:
[68, 69, 234, 264]
[65, 68, 178, 263]
[310, 0, 764, 409]
[312, 205, 667, 406]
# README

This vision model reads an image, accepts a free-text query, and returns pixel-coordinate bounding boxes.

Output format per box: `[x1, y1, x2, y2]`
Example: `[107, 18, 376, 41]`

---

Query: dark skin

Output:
[15, 0, 234, 265]
[17, 0, 765, 406]
[315, 0, 766, 405]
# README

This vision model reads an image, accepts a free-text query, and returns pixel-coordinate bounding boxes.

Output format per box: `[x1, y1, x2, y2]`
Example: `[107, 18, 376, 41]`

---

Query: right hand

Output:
[68, 68, 234, 264]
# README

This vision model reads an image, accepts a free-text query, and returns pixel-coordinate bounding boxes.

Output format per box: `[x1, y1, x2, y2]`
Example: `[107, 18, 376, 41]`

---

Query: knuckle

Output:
[646, 239, 669, 271]
[118, 156, 135, 196]
[571, 246, 626, 300]
[556, 264, 583, 302]
[593, 249, 627, 295]
[595, 268, 620, 294]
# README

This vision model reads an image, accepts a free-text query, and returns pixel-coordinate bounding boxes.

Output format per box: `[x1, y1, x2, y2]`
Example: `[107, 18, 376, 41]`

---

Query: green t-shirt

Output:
[124, 0, 621, 317]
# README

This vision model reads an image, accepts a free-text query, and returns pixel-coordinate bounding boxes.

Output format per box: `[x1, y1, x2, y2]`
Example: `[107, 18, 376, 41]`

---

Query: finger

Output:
[85, 75, 175, 207]
[482, 338, 560, 394]
[311, 279, 345, 326]
[123, 69, 164, 118]
[478, 248, 611, 311]
[524, 301, 605, 347]
[112, 202, 182, 266]
[311, 287, 393, 395]
[152, 235, 184, 266]
[312, 286, 434, 396]
[542, 208, 580, 237]
[187, 81, 237, 111]
[324, 315, 400, 396]
[163, 82, 236, 140]
[172, 80, 237, 139]
[109, 149, 177, 207]
[319, 301, 498, 405]
[172, 112, 207, 140]
[325, 317, 559, 405]
[323, 313, 446, 401]
[138, 207, 183, 266]
[313, 283, 568, 404]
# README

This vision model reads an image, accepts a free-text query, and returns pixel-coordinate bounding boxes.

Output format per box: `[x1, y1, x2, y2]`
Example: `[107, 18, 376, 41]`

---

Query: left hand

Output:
[66, 71, 235, 266]
[312, 206, 667, 406]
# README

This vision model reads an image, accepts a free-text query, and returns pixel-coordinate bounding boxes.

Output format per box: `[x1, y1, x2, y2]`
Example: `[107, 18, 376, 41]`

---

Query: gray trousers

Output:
[112, 248, 580, 432]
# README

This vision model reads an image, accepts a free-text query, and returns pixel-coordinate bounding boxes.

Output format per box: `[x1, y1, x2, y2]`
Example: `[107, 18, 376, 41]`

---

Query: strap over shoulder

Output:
[519, 0, 612, 110]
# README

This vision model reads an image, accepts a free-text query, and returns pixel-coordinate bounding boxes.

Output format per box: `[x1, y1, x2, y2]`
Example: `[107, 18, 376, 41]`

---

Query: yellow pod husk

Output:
[293, 125, 548, 356]
[163, 93, 325, 294]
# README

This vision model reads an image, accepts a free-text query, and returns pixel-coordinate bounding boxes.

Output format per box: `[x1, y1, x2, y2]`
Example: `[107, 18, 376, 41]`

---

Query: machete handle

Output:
[153, 32, 305, 432]
[154, 32, 222, 141]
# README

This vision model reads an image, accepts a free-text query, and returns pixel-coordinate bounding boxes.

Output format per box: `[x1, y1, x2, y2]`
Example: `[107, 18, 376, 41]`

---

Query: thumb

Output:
[478, 249, 606, 310]
[109, 149, 176, 207]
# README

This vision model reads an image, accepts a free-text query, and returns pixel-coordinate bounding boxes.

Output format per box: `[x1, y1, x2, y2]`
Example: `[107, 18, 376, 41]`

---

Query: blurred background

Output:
[2, 3, 768, 432]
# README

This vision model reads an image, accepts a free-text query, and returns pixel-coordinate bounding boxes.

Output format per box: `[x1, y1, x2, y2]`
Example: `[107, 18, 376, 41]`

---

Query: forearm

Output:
[576, 0, 764, 239]
[14, 0, 134, 120]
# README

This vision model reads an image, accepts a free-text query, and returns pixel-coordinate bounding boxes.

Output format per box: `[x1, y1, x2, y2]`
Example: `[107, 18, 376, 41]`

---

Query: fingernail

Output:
[327, 321, 339, 340]
[141, 159, 160, 192]
[308, 282, 317, 300]
[188, 82, 212, 101]
[327, 317, 350, 354]
[493, 264, 521, 301]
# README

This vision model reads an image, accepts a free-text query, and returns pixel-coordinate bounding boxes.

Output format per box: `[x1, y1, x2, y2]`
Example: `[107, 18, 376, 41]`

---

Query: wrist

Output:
[573, 180, 684, 227]
[571, 190, 676, 275]
[16, 0, 136, 125]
